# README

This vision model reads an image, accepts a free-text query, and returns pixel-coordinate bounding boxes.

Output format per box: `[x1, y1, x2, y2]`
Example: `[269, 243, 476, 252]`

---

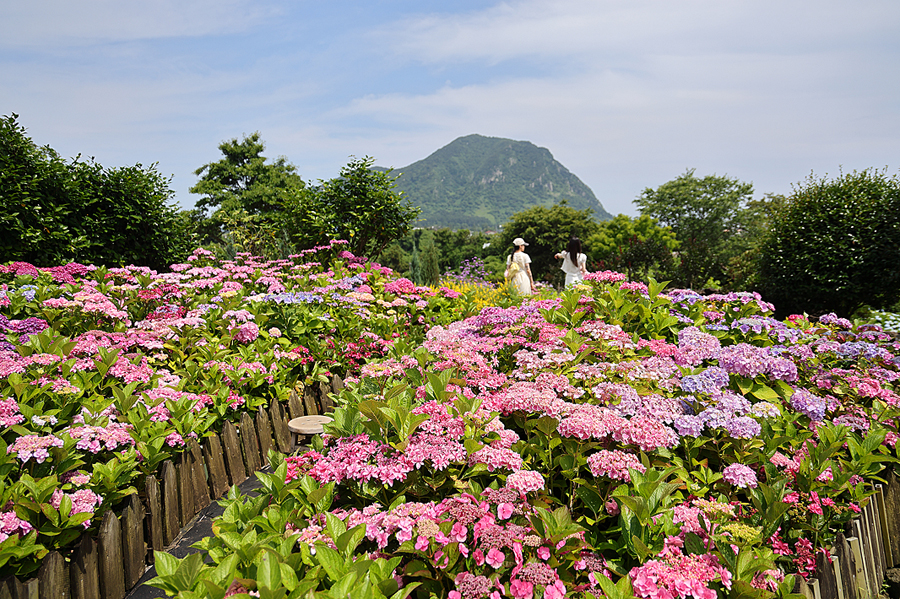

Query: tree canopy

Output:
[495, 202, 600, 286]
[0, 113, 194, 270]
[635, 169, 753, 289]
[586, 214, 678, 282]
[758, 169, 900, 317]
[190, 132, 307, 248]
[282, 157, 420, 259]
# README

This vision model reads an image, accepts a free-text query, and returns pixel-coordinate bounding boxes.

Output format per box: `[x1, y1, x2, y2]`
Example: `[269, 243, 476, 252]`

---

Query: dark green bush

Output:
[758, 169, 900, 317]
[1, 113, 194, 270]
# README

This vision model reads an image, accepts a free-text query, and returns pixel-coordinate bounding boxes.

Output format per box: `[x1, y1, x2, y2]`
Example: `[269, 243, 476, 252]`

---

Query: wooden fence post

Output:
[144, 474, 164, 554]
[239, 412, 261, 474]
[203, 434, 229, 499]
[176, 451, 196, 527]
[161, 461, 180, 546]
[189, 440, 211, 512]
[37, 551, 67, 599]
[318, 381, 333, 413]
[288, 390, 304, 420]
[302, 386, 318, 416]
[98, 510, 125, 599]
[255, 410, 274, 466]
[121, 494, 146, 590]
[221, 421, 247, 486]
[70, 534, 100, 599]
[269, 401, 291, 454]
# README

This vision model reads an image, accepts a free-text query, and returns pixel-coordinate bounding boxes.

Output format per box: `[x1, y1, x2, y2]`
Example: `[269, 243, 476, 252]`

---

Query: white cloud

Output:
[0, 0, 274, 47]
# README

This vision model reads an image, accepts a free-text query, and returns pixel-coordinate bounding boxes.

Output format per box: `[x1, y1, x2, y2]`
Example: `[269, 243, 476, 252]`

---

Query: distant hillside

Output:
[386, 134, 612, 230]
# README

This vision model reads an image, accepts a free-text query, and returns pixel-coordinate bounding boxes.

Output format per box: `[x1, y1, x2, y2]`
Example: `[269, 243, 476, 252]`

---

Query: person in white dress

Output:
[554, 237, 588, 287]
[505, 237, 536, 295]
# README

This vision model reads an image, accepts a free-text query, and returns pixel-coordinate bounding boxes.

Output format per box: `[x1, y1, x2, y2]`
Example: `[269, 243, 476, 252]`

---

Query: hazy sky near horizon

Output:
[3, 0, 899, 217]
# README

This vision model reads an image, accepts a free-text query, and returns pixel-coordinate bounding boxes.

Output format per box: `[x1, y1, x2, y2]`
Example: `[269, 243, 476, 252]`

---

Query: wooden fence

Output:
[2, 375, 899, 599]
[795, 472, 900, 599]
[0, 377, 340, 599]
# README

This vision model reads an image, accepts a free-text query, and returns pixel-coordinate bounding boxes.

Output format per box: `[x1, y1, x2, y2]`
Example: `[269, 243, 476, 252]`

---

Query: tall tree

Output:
[190, 132, 307, 245]
[635, 169, 753, 289]
[284, 157, 420, 259]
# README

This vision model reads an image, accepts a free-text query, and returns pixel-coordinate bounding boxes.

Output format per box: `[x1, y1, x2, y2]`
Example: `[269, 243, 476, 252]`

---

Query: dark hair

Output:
[509, 242, 521, 264]
[567, 237, 582, 266]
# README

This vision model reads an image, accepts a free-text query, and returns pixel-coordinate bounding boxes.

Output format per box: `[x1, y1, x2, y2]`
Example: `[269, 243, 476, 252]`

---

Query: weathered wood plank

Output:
[835, 534, 858, 599]
[0, 577, 12, 599]
[302, 385, 318, 416]
[331, 374, 344, 395]
[13, 578, 38, 599]
[176, 450, 196, 527]
[189, 440, 210, 511]
[830, 554, 846, 599]
[795, 576, 815, 599]
[255, 409, 273, 466]
[70, 534, 100, 599]
[815, 550, 838, 599]
[850, 539, 868, 599]
[221, 421, 247, 486]
[885, 471, 900, 568]
[288, 390, 305, 420]
[860, 508, 881, 591]
[98, 510, 125, 599]
[865, 500, 884, 588]
[38, 551, 68, 599]
[848, 534, 871, 599]
[876, 485, 893, 569]
[239, 412, 261, 474]
[144, 475, 164, 554]
[269, 401, 291, 454]
[203, 434, 229, 499]
[121, 494, 146, 590]
[161, 460, 180, 546]
[318, 381, 334, 413]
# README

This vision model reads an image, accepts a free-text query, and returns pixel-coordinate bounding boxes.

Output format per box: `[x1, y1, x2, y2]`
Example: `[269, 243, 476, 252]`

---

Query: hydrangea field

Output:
[1, 244, 898, 599]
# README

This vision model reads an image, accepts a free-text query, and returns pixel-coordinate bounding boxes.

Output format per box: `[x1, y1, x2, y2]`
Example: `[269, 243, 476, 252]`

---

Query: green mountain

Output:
[388, 134, 612, 230]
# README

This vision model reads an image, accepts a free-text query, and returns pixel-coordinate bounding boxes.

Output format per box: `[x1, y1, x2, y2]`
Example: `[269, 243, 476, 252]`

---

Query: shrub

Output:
[758, 169, 900, 317]
[0, 113, 194, 270]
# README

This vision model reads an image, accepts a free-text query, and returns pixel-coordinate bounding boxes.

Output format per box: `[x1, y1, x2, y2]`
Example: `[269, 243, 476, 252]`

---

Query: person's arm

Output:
[579, 253, 588, 275]
[526, 265, 536, 291]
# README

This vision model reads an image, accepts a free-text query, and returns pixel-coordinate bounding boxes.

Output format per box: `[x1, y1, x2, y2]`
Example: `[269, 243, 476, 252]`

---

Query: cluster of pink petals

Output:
[8, 434, 64, 463]
[630, 549, 732, 599]
[50, 488, 104, 528]
[0, 510, 34, 541]
[586, 450, 646, 481]
[68, 423, 135, 453]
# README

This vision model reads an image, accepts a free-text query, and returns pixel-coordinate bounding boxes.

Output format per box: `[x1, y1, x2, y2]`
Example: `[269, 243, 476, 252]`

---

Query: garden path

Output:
[124, 470, 266, 599]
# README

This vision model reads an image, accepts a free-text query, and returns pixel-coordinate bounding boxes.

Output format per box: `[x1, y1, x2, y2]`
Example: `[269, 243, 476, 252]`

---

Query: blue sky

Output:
[3, 0, 899, 217]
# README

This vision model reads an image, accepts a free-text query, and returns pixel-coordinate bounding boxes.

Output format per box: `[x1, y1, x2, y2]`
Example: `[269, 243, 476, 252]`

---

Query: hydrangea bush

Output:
[0, 242, 461, 578]
[2, 248, 898, 599]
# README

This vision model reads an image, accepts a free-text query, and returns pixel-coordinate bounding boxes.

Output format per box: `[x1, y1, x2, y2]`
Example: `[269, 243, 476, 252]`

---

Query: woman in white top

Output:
[505, 237, 536, 295]
[555, 237, 588, 287]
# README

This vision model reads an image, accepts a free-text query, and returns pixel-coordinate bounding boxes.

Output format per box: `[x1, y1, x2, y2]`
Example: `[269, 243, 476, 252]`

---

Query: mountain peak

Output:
[390, 135, 611, 229]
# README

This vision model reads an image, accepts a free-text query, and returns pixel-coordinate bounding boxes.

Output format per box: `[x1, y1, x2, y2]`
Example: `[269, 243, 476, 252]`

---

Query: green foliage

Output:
[390, 134, 612, 229]
[190, 132, 308, 252]
[496, 201, 601, 286]
[586, 214, 678, 281]
[283, 157, 420, 259]
[758, 169, 900, 317]
[0, 113, 195, 270]
[635, 169, 754, 290]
